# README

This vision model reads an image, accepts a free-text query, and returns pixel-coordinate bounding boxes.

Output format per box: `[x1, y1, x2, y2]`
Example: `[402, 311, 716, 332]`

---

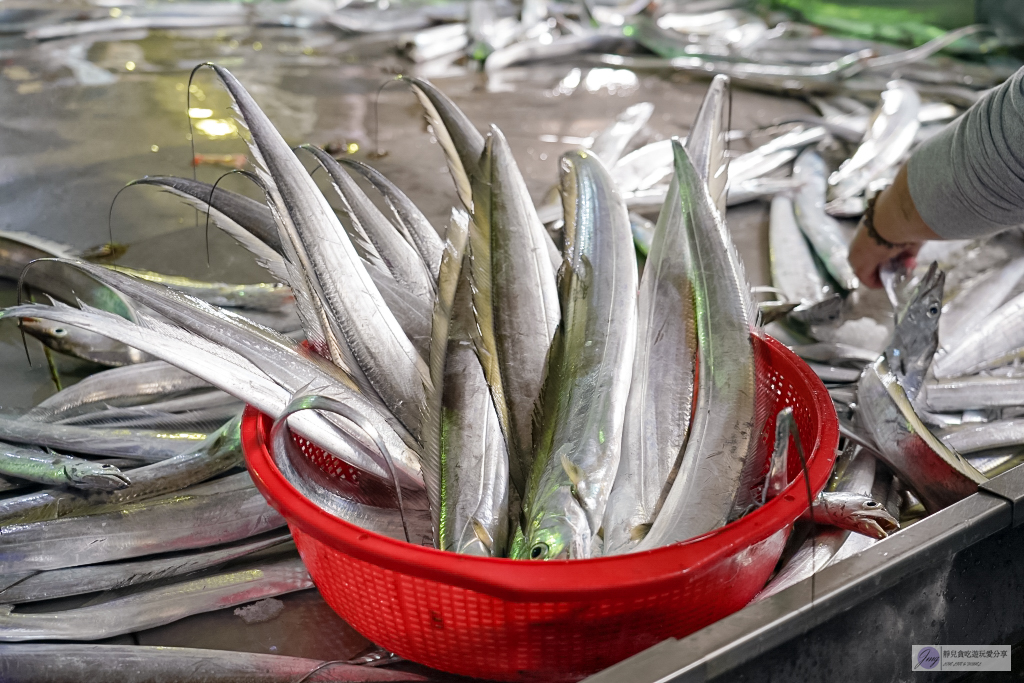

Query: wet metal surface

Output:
[0, 23, 812, 671]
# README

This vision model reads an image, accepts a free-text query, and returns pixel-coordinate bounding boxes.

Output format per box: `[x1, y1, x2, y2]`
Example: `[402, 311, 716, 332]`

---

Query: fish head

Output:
[64, 462, 131, 491]
[886, 262, 944, 399]
[20, 317, 138, 366]
[524, 488, 590, 560]
[818, 491, 899, 539]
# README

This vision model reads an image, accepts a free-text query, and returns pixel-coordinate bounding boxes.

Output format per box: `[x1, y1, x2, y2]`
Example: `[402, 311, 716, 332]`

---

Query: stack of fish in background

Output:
[0, 0, 1023, 670]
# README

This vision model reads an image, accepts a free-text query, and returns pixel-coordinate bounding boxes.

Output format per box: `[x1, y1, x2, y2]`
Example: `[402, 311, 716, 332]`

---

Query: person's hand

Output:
[847, 162, 940, 289]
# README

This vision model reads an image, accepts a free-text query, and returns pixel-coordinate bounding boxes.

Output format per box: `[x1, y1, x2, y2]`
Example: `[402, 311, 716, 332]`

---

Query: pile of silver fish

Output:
[0, 15, 1021, 657]
[0, 66, 816, 567]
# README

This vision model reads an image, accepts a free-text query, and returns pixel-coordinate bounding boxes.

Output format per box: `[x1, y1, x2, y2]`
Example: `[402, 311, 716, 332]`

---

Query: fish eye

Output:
[865, 501, 879, 507]
[926, 304, 940, 317]
[529, 543, 548, 560]
[52, 328, 67, 337]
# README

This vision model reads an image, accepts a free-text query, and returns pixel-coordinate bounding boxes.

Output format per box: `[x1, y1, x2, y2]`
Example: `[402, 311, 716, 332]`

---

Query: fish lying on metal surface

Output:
[0, 415, 243, 526]
[518, 149, 637, 560]
[792, 148, 859, 291]
[0, 443, 129, 491]
[0, 532, 292, 604]
[0, 472, 286, 573]
[798, 491, 899, 539]
[0, 644, 426, 682]
[754, 441, 877, 601]
[856, 265, 987, 513]
[23, 361, 212, 423]
[0, 415, 206, 462]
[0, 555, 311, 641]
[828, 80, 920, 201]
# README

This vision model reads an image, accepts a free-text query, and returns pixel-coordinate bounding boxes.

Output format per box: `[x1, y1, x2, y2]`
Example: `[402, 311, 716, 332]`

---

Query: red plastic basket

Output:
[241, 334, 838, 682]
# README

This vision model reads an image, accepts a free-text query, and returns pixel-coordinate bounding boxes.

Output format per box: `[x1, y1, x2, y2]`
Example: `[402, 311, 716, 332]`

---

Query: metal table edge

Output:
[583, 487, 1017, 683]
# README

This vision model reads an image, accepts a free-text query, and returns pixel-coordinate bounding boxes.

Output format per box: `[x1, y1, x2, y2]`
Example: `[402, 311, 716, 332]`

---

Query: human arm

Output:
[849, 66, 1024, 288]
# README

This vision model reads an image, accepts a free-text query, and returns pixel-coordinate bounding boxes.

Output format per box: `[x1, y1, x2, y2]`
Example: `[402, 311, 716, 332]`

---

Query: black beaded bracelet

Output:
[863, 193, 911, 250]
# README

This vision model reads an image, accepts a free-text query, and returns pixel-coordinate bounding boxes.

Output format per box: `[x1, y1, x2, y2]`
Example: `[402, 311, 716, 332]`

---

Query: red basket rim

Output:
[242, 334, 838, 602]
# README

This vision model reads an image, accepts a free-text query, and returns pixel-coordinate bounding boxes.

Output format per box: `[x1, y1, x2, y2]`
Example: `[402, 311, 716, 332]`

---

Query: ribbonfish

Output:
[0, 416, 206, 462]
[856, 265, 987, 512]
[0, 443, 129, 491]
[212, 66, 428, 439]
[755, 443, 879, 601]
[939, 256, 1024, 352]
[23, 361, 211, 423]
[0, 644, 426, 682]
[107, 266, 294, 313]
[634, 138, 758, 552]
[0, 414, 243, 526]
[0, 473, 285, 572]
[438, 276, 510, 556]
[792, 148, 859, 290]
[769, 194, 842, 325]
[924, 375, 1024, 412]
[933, 288, 1024, 380]
[472, 125, 560, 497]
[603, 77, 729, 555]
[0, 532, 291, 604]
[517, 150, 637, 560]
[0, 556, 311, 641]
[828, 80, 920, 201]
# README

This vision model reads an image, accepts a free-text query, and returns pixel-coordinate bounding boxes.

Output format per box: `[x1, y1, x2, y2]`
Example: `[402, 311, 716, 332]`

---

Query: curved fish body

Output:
[24, 361, 211, 423]
[789, 342, 878, 367]
[20, 318, 152, 367]
[0, 644, 425, 682]
[828, 80, 920, 201]
[603, 163, 696, 555]
[32, 260, 422, 486]
[940, 419, 1024, 455]
[0, 416, 205, 463]
[336, 157, 443, 279]
[519, 150, 637, 560]
[940, 256, 1024, 352]
[857, 358, 985, 512]
[132, 176, 283, 253]
[792, 148, 858, 290]
[56, 390, 240, 427]
[0, 473, 286, 572]
[635, 140, 757, 552]
[439, 282, 509, 557]
[2, 303, 407, 486]
[0, 533, 291, 604]
[213, 66, 427, 439]
[924, 375, 1024, 412]
[268, 397, 433, 547]
[0, 443, 129, 491]
[597, 49, 873, 93]
[301, 146, 434, 306]
[769, 195, 835, 307]
[107, 266, 294, 312]
[480, 125, 560, 494]
[0, 556, 310, 641]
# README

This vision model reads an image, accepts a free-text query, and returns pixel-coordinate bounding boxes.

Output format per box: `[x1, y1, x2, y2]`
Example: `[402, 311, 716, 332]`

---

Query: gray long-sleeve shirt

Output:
[908, 66, 1024, 239]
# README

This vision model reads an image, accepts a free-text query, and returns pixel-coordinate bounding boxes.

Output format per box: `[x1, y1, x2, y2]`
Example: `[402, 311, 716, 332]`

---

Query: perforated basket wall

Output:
[242, 334, 838, 682]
